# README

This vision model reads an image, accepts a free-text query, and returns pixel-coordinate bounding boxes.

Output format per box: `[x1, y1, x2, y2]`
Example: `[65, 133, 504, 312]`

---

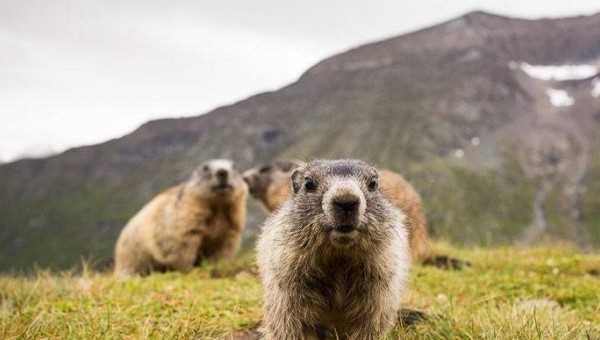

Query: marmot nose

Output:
[216, 169, 228, 180]
[335, 224, 355, 233]
[333, 196, 360, 214]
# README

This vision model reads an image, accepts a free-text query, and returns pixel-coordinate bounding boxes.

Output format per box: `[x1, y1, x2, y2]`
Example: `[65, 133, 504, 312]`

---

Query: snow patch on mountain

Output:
[592, 78, 600, 98]
[546, 88, 574, 107]
[515, 63, 597, 81]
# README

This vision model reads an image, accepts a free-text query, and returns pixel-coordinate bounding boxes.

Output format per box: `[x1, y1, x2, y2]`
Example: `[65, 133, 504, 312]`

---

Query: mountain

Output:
[2, 11, 600, 271]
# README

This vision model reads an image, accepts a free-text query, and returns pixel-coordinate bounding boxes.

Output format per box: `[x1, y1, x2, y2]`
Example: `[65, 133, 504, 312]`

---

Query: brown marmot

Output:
[257, 159, 410, 339]
[242, 159, 303, 212]
[244, 160, 431, 262]
[114, 159, 247, 277]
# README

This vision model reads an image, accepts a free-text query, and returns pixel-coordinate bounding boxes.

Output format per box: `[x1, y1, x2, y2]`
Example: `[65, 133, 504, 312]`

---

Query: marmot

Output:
[244, 160, 431, 262]
[114, 159, 247, 277]
[257, 159, 410, 339]
[242, 159, 303, 212]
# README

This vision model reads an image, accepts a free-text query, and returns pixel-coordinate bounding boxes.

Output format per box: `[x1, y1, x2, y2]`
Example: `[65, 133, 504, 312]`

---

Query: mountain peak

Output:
[457, 10, 518, 27]
[463, 10, 504, 19]
[461, 9, 600, 23]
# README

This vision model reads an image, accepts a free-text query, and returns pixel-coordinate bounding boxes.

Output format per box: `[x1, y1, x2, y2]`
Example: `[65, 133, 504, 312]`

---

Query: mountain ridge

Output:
[2, 10, 600, 271]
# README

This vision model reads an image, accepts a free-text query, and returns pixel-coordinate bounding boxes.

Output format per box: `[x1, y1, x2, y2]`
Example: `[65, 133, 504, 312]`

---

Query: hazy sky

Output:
[1, 1, 599, 162]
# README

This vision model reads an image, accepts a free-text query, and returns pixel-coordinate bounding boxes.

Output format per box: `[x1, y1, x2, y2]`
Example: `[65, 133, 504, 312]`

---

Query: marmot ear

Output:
[291, 169, 303, 194]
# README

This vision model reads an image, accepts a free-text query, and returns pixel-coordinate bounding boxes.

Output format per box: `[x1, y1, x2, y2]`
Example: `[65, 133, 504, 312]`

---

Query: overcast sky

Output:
[1, 1, 599, 162]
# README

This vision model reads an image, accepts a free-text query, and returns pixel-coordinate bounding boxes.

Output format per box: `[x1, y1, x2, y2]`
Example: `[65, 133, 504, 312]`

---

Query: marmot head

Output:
[242, 160, 302, 210]
[286, 159, 402, 250]
[188, 159, 247, 200]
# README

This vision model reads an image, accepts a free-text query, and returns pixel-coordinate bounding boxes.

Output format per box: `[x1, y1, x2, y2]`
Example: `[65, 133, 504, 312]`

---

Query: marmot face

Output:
[242, 160, 301, 200]
[289, 159, 394, 250]
[188, 159, 247, 201]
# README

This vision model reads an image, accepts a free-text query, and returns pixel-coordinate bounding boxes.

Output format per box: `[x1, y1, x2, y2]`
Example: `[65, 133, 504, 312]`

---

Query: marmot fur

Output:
[257, 159, 410, 339]
[244, 160, 431, 262]
[114, 159, 247, 276]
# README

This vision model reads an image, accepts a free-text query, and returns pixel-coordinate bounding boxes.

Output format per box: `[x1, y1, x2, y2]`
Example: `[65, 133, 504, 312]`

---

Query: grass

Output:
[0, 244, 599, 339]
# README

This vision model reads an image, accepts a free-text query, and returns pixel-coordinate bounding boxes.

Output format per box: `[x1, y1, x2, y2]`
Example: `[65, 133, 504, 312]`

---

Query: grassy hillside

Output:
[1, 244, 599, 339]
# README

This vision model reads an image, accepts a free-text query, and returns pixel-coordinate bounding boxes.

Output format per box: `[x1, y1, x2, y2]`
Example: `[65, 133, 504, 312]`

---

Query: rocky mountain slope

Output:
[2, 11, 600, 271]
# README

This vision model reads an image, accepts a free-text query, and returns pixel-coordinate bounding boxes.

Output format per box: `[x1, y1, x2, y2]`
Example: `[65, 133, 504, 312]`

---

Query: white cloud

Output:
[0, 8, 320, 162]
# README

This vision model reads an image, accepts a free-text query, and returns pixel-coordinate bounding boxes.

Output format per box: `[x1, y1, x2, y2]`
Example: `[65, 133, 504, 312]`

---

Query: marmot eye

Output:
[368, 178, 378, 192]
[202, 165, 210, 172]
[304, 177, 318, 192]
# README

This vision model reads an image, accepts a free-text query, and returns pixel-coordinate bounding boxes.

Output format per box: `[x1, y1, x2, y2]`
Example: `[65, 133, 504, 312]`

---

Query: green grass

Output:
[1, 244, 599, 339]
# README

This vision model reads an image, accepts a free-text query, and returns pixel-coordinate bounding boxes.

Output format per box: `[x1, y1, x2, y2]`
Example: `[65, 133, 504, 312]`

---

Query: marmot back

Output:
[257, 159, 410, 339]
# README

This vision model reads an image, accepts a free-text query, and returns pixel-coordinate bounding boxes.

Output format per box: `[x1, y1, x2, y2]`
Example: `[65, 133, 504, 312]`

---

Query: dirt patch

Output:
[223, 323, 262, 340]
[587, 269, 599, 277]
[422, 255, 471, 270]
[223, 329, 262, 340]
[222, 309, 426, 339]
[398, 308, 428, 327]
